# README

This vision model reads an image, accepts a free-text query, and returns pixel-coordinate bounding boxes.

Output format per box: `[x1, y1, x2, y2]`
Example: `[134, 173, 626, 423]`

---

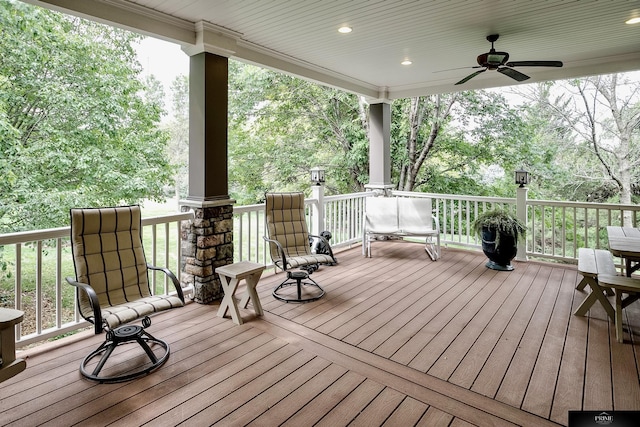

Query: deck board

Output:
[520, 268, 576, 419]
[3, 241, 640, 426]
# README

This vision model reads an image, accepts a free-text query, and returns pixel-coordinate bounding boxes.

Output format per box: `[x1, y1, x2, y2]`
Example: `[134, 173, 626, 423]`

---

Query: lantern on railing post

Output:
[310, 167, 325, 235]
[515, 169, 530, 188]
[515, 169, 529, 262]
[310, 167, 325, 186]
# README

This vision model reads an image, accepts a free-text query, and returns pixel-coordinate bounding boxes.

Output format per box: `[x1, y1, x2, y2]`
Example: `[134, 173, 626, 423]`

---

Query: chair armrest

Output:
[263, 236, 288, 271]
[147, 265, 185, 303]
[65, 277, 103, 334]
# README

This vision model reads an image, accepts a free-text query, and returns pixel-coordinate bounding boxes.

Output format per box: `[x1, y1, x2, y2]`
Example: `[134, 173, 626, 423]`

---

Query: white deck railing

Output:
[396, 191, 640, 262]
[3, 191, 640, 346]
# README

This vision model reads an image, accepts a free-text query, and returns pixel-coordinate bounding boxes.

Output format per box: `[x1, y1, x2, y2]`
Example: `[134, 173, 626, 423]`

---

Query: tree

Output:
[0, 0, 174, 232]
[394, 94, 459, 191]
[166, 75, 189, 199]
[525, 74, 640, 217]
[391, 90, 535, 196]
[227, 61, 369, 203]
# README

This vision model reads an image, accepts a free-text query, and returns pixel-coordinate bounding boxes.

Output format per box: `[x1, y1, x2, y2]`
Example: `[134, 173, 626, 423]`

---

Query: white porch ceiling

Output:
[25, 0, 640, 100]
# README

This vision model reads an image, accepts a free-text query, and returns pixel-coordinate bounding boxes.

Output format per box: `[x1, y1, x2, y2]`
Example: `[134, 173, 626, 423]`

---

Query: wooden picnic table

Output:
[607, 226, 640, 276]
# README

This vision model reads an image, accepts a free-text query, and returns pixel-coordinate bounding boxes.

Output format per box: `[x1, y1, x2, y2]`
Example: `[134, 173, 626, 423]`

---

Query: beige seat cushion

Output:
[265, 192, 334, 269]
[70, 206, 183, 330]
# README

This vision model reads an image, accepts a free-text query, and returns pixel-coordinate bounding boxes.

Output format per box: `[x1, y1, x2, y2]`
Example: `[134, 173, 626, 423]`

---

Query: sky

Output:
[135, 37, 189, 108]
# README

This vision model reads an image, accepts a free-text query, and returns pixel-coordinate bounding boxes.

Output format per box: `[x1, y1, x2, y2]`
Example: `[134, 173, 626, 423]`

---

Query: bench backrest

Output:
[364, 197, 400, 234]
[364, 196, 436, 234]
[398, 197, 434, 233]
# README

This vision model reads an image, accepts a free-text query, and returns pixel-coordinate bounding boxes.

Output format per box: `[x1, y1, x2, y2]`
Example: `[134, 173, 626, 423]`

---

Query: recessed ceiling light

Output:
[401, 60, 412, 66]
[338, 26, 352, 34]
[625, 17, 640, 24]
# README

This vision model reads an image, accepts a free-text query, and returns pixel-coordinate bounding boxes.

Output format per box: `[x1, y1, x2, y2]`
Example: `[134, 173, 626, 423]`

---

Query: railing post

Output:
[311, 183, 325, 235]
[516, 186, 528, 262]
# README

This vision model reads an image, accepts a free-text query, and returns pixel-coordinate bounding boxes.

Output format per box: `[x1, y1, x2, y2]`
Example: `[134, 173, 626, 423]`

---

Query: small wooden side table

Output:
[216, 261, 265, 325]
[0, 308, 27, 383]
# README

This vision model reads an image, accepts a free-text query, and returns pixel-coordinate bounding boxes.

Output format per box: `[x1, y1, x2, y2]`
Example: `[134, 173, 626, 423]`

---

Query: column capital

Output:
[181, 21, 240, 57]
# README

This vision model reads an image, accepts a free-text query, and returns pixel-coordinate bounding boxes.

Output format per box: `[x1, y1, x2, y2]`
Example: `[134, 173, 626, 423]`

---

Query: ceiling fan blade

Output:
[505, 60, 563, 67]
[455, 68, 486, 85]
[498, 67, 530, 82]
[434, 65, 483, 73]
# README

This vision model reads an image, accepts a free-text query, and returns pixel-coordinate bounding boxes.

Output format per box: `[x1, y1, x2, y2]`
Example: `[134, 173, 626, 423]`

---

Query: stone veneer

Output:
[180, 204, 234, 304]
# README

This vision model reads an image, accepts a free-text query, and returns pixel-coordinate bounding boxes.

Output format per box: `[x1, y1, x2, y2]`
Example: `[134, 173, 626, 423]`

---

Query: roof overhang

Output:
[22, 0, 640, 100]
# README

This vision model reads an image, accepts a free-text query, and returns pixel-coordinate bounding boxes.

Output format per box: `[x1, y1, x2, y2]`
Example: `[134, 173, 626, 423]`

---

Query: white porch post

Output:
[516, 186, 528, 262]
[311, 183, 325, 235]
[366, 102, 394, 195]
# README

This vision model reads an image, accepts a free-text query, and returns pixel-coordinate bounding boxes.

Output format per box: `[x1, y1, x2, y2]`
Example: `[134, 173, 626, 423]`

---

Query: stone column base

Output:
[181, 202, 234, 304]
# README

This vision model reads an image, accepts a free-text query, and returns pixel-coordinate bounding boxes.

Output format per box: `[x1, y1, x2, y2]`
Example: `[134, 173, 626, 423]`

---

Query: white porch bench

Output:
[362, 196, 440, 260]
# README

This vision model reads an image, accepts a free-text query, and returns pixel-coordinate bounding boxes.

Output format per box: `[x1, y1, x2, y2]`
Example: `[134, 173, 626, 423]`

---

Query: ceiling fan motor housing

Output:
[477, 50, 509, 69]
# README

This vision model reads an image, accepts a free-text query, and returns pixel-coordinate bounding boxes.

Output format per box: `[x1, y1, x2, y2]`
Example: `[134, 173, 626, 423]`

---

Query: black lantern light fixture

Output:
[515, 169, 530, 187]
[310, 167, 325, 186]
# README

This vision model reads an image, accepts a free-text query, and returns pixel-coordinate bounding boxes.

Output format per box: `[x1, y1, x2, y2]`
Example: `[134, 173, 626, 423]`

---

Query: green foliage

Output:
[513, 75, 640, 205]
[0, 0, 173, 232]
[226, 61, 369, 203]
[472, 209, 527, 244]
[389, 90, 534, 196]
[164, 75, 189, 199]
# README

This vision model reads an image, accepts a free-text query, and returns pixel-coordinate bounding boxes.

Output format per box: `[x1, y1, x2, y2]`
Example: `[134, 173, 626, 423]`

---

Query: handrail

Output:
[0, 212, 195, 246]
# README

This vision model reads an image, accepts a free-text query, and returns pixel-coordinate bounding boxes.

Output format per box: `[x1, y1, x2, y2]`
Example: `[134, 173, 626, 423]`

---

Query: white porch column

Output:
[366, 102, 394, 195]
[311, 183, 325, 235]
[516, 186, 528, 262]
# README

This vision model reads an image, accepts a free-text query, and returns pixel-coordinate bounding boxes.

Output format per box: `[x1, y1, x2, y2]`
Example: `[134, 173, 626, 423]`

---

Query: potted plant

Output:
[472, 209, 526, 271]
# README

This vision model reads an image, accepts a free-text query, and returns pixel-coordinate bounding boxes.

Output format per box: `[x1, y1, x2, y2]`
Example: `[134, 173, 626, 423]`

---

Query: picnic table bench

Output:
[597, 274, 640, 343]
[574, 247, 640, 343]
[574, 248, 617, 320]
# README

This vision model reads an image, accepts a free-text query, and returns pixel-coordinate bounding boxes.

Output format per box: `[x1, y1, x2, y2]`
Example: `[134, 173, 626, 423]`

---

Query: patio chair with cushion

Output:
[66, 205, 185, 383]
[264, 192, 337, 303]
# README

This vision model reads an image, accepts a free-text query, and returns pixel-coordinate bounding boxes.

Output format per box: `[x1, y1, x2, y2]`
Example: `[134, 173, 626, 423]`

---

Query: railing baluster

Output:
[560, 206, 567, 258]
[151, 224, 157, 292]
[56, 238, 62, 329]
[36, 240, 42, 335]
[165, 222, 170, 294]
[248, 211, 252, 262]
[16, 243, 22, 340]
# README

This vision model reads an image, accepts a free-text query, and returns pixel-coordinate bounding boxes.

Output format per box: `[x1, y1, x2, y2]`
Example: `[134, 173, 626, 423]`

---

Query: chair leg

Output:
[273, 270, 325, 303]
[80, 318, 170, 383]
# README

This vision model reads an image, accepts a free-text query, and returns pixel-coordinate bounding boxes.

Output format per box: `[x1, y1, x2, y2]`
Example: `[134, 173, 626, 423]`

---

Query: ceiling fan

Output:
[455, 34, 563, 85]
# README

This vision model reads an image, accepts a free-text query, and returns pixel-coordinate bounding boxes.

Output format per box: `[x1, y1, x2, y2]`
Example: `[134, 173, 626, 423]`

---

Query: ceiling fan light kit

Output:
[455, 34, 563, 85]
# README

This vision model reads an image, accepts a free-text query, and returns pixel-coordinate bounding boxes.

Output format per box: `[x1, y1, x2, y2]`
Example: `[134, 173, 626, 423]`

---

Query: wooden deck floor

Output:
[2, 241, 640, 426]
